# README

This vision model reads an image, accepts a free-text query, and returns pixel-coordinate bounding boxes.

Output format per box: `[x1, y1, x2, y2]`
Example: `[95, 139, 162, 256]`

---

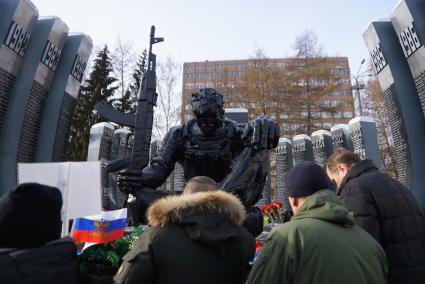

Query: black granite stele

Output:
[275, 138, 292, 211]
[364, 1, 425, 211]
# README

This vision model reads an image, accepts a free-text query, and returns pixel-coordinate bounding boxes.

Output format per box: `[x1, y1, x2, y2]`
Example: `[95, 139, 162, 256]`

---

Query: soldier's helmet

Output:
[190, 88, 224, 136]
[190, 88, 224, 118]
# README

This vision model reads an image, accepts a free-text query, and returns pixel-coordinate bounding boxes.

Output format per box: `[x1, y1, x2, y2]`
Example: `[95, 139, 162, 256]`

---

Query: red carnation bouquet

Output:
[260, 201, 283, 224]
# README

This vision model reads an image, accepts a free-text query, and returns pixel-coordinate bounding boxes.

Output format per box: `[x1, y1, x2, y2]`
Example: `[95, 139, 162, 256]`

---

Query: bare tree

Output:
[239, 48, 283, 117]
[153, 57, 182, 138]
[111, 37, 135, 99]
[284, 30, 351, 135]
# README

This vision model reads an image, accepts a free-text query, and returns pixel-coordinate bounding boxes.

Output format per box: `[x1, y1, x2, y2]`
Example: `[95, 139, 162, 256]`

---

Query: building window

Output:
[323, 122, 332, 129]
[321, 112, 330, 118]
[291, 124, 300, 130]
[343, 111, 353, 118]
[185, 83, 194, 90]
[330, 100, 339, 107]
[196, 83, 204, 89]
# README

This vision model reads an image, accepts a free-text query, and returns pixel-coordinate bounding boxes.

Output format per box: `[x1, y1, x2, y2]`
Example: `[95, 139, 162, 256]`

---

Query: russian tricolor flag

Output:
[71, 208, 127, 244]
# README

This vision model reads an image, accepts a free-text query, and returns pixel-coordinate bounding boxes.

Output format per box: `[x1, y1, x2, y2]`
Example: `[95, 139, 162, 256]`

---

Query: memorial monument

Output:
[0, 0, 38, 134]
[348, 117, 381, 168]
[330, 124, 353, 151]
[0, 16, 69, 192]
[312, 130, 334, 168]
[0, 0, 91, 195]
[292, 134, 314, 165]
[35, 33, 92, 162]
[275, 137, 292, 212]
[363, 0, 425, 210]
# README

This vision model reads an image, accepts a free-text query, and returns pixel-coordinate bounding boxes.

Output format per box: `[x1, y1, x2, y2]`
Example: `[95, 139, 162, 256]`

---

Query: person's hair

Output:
[184, 176, 218, 194]
[327, 148, 361, 173]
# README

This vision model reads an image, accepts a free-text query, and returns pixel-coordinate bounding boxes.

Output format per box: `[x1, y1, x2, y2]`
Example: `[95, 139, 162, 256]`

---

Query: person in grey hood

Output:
[114, 176, 255, 284]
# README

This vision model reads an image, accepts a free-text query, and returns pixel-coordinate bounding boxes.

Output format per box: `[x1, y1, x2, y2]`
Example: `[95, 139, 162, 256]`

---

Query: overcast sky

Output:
[31, 0, 400, 75]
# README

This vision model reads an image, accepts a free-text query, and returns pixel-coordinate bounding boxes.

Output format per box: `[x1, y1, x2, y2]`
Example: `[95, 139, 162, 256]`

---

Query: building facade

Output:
[182, 57, 354, 137]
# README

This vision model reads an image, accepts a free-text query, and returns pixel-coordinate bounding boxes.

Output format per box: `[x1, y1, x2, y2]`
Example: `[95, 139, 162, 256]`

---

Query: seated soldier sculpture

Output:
[118, 88, 279, 235]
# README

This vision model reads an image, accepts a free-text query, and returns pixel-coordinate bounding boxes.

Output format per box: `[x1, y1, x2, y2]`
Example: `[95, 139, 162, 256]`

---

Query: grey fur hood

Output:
[147, 190, 246, 227]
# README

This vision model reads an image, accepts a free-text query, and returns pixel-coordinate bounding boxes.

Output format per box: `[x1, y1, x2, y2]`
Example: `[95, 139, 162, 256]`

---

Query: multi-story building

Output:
[181, 57, 354, 137]
[181, 57, 354, 200]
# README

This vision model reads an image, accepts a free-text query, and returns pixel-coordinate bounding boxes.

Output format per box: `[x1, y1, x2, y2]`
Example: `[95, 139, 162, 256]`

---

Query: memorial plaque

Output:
[172, 162, 185, 192]
[111, 128, 132, 160]
[275, 137, 292, 211]
[17, 18, 68, 164]
[107, 128, 132, 209]
[87, 122, 114, 209]
[292, 134, 314, 165]
[87, 122, 114, 161]
[0, 17, 68, 193]
[150, 138, 163, 161]
[364, 17, 425, 209]
[383, 86, 410, 187]
[391, 0, 425, 119]
[0, 0, 38, 136]
[311, 130, 333, 168]
[35, 33, 92, 162]
[330, 124, 353, 151]
[348, 117, 380, 168]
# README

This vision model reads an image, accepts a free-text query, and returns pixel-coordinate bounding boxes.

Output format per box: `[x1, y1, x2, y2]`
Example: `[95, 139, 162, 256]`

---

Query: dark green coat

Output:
[247, 190, 388, 284]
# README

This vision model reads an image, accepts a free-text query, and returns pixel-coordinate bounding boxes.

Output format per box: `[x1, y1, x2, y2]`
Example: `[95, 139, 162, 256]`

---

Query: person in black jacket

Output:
[0, 183, 79, 284]
[114, 176, 255, 284]
[326, 148, 425, 284]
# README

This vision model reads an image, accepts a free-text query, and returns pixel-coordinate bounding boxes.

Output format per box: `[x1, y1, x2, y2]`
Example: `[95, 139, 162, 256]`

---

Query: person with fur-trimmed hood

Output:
[114, 176, 255, 284]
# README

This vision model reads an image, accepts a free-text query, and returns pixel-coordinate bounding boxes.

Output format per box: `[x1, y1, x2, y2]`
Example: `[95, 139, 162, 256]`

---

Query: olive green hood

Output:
[291, 189, 354, 227]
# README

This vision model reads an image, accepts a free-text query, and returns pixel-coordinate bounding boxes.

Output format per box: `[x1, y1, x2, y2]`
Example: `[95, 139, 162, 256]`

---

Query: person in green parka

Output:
[247, 161, 388, 284]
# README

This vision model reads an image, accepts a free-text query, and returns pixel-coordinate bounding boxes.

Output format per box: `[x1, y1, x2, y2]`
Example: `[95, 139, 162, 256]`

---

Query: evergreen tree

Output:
[67, 45, 118, 161]
[114, 49, 147, 114]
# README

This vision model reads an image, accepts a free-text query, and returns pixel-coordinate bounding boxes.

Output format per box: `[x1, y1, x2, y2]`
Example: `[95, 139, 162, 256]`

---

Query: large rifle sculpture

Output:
[94, 26, 164, 207]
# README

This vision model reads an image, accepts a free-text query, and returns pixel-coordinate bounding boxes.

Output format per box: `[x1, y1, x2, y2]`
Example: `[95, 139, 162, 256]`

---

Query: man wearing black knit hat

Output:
[0, 183, 79, 284]
[247, 161, 388, 284]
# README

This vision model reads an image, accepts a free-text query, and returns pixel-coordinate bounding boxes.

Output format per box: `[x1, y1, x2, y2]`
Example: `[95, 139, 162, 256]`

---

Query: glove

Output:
[116, 169, 143, 194]
[251, 115, 280, 151]
[281, 210, 294, 223]
[243, 206, 264, 237]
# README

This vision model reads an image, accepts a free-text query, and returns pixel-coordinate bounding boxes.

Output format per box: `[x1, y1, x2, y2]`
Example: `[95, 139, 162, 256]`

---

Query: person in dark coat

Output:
[247, 161, 387, 284]
[327, 148, 425, 284]
[114, 176, 255, 284]
[0, 183, 79, 284]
